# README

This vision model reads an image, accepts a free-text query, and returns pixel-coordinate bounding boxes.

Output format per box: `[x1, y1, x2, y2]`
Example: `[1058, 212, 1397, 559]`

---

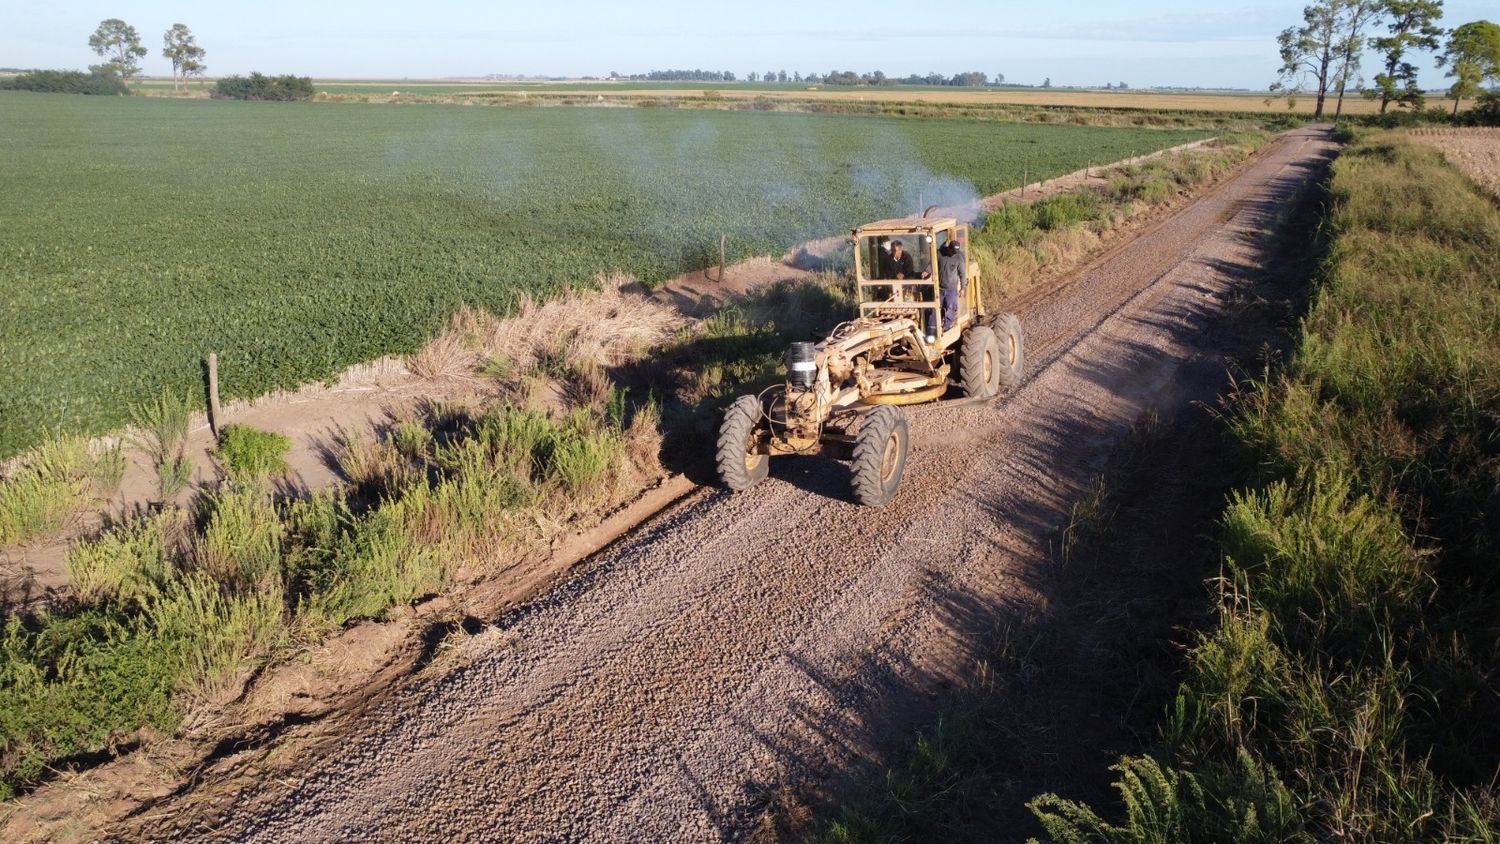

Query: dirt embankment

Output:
[53, 128, 1337, 841]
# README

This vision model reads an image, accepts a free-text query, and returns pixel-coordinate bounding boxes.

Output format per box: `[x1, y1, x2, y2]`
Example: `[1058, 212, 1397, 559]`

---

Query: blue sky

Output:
[0, 1, 1489, 89]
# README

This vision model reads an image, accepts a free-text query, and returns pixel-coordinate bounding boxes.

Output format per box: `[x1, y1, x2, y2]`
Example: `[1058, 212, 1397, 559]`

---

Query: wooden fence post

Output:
[206, 352, 223, 438]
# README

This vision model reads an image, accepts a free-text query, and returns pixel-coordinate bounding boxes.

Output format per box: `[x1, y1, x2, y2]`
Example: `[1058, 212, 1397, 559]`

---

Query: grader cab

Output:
[716, 216, 1025, 506]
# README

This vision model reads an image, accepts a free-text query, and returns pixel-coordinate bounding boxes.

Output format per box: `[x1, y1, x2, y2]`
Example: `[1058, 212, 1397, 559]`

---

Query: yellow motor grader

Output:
[716, 215, 1024, 506]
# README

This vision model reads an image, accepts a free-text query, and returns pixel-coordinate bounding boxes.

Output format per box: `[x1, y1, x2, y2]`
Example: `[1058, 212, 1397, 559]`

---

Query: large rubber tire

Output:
[989, 312, 1025, 390]
[716, 395, 770, 492]
[959, 326, 1003, 399]
[850, 406, 909, 507]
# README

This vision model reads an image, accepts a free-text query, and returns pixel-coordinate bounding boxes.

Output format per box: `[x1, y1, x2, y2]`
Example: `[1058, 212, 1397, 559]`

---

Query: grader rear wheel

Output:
[959, 326, 1002, 399]
[988, 312, 1025, 389]
[716, 395, 769, 491]
[851, 406, 909, 507]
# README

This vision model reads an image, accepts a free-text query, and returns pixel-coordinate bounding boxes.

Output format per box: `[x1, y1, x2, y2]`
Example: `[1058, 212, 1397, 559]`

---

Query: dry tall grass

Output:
[408, 275, 687, 381]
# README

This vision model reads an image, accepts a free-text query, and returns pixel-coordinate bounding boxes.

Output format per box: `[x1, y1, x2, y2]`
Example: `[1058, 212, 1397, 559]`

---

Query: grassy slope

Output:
[1025, 134, 1500, 840]
[0, 92, 1208, 458]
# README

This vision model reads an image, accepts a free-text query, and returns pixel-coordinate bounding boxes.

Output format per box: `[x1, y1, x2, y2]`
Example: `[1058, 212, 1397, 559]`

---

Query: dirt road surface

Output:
[129, 127, 1334, 842]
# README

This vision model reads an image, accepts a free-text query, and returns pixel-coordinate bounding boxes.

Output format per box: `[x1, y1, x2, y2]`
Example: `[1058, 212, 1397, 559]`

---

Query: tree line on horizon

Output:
[8, 10, 1495, 117]
[1272, 0, 1499, 118]
[613, 68, 1005, 87]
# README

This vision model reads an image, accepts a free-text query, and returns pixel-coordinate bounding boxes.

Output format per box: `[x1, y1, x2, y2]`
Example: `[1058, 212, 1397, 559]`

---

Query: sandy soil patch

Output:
[1409, 127, 1500, 197]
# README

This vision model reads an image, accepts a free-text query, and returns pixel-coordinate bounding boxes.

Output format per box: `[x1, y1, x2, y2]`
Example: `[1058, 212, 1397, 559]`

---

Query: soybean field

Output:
[0, 93, 1208, 457]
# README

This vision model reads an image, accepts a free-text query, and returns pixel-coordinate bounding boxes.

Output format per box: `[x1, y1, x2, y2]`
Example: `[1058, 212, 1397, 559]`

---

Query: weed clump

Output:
[0, 436, 108, 545]
[212, 425, 291, 484]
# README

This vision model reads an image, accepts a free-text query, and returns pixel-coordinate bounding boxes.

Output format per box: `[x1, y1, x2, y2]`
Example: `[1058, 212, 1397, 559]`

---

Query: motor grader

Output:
[716, 215, 1024, 506]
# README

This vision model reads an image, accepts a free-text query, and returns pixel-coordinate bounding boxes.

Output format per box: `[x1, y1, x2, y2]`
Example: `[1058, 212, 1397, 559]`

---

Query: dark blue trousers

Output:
[941, 287, 960, 331]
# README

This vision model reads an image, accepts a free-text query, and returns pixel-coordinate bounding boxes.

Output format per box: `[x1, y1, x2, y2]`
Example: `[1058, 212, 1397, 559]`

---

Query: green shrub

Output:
[0, 69, 129, 95]
[195, 488, 283, 591]
[91, 442, 127, 492]
[979, 203, 1038, 248]
[546, 427, 623, 495]
[0, 607, 180, 799]
[472, 407, 559, 481]
[298, 505, 443, 629]
[211, 72, 314, 101]
[0, 436, 96, 545]
[68, 510, 181, 606]
[0, 567, 284, 798]
[389, 420, 433, 461]
[1220, 471, 1424, 655]
[144, 573, 285, 706]
[212, 425, 291, 484]
[129, 390, 195, 501]
[0, 474, 83, 546]
[1029, 753, 1299, 844]
[1033, 191, 1100, 231]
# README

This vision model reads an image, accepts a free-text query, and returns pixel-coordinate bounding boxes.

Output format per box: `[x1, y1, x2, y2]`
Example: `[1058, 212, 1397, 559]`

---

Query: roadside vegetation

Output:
[969, 132, 1269, 305]
[0, 437, 123, 546]
[0, 397, 661, 799]
[822, 130, 1500, 841]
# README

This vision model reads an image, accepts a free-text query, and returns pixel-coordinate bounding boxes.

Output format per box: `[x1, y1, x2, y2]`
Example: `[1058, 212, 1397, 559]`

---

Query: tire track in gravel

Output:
[133, 127, 1335, 843]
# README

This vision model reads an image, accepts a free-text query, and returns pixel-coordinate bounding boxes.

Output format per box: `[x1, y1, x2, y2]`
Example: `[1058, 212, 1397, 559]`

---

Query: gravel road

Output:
[137, 127, 1334, 842]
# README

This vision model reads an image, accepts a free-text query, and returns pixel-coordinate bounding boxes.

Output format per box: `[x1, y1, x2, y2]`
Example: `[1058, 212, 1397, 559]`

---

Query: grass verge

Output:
[0, 390, 655, 799]
[1024, 134, 1500, 840]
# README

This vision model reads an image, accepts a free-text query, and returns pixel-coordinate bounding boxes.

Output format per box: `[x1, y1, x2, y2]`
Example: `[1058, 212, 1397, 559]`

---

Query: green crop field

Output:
[0, 92, 1208, 458]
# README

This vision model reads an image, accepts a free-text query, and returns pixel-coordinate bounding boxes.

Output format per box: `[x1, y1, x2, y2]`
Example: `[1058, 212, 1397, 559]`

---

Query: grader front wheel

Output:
[716, 395, 769, 491]
[851, 406, 909, 507]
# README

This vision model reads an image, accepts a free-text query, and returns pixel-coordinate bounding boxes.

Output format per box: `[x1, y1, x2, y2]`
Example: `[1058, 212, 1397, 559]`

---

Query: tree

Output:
[1330, 0, 1386, 122]
[1438, 20, 1500, 114]
[1042, 77, 1052, 88]
[1272, 1, 1344, 118]
[1370, 0, 1444, 112]
[88, 18, 147, 79]
[161, 23, 206, 92]
[995, 72, 1005, 85]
